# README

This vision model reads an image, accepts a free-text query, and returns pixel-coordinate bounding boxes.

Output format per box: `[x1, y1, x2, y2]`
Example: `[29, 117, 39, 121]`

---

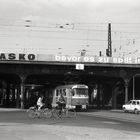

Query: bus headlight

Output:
[72, 106, 76, 109]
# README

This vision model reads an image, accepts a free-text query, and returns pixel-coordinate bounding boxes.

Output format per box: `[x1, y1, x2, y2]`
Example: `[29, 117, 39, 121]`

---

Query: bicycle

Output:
[52, 106, 76, 118]
[27, 105, 52, 119]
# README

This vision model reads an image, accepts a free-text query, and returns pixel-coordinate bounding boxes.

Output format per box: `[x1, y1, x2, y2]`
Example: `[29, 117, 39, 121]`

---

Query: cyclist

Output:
[57, 93, 66, 113]
[37, 95, 45, 110]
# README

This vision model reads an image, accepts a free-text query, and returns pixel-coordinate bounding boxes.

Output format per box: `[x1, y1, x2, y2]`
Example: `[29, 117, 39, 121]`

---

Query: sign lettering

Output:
[0, 53, 36, 61]
[1, 53, 140, 65]
[55, 55, 140, 64]
[55, 55, 80, 62]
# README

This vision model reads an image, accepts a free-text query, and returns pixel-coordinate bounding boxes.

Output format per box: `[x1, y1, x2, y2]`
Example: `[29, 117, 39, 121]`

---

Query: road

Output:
[0, 109, 140, 140]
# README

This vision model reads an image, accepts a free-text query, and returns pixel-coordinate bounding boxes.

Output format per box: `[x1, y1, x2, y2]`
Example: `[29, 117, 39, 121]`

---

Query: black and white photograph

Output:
[0, 0, 140, 139]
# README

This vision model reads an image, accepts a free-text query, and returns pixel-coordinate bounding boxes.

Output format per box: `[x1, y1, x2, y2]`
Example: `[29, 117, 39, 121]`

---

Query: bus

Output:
[52, 84, 89, 110]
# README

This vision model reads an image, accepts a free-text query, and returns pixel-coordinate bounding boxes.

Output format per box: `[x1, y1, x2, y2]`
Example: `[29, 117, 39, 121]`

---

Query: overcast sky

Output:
[0, 0, 140, 57]
[0, 0, 140, 22]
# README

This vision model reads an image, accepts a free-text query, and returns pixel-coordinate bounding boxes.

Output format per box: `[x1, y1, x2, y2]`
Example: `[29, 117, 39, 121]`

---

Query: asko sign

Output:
[0, 53, 36, 61]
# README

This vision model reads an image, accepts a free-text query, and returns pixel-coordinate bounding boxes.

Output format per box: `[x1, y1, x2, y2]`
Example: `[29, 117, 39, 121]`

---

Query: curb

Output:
[0, 108, 26, 112]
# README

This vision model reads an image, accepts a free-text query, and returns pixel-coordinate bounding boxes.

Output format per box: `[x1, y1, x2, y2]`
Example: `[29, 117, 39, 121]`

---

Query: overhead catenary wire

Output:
[0, 19, 140, 56]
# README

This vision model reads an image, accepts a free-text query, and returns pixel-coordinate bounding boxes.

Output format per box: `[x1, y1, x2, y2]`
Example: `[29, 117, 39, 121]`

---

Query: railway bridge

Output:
[0, 52, 140, 109]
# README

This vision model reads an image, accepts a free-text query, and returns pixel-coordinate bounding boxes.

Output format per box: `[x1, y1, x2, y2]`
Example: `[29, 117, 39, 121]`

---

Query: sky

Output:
[0, 0, 140, 57]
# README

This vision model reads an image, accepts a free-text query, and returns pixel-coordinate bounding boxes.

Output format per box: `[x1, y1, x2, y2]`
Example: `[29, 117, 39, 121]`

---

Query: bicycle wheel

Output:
[67, 109, 76, 118]
[27, 109, 36, 118]
[52, 108, 60, 119]
[43, 108, 52, 118]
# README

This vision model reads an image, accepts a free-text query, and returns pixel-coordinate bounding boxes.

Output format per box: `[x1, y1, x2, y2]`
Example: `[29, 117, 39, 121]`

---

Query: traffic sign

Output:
[76, 64, 84, 70]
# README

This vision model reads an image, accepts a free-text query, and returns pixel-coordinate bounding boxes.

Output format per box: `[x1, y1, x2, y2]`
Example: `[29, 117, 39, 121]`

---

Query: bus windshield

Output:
[73, 88, 88, 97]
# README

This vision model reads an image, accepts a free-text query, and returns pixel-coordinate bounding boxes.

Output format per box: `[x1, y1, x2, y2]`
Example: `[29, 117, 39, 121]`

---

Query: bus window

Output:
[63, 89, 66, 96]
[71, 89, 75, 96]
[74, 88, 88, 97]
[60, 89, 62, 95]
[56, 89, 59, 96]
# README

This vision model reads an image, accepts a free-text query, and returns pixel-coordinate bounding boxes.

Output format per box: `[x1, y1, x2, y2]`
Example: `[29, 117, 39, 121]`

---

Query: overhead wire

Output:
[0, 19, 140, 56]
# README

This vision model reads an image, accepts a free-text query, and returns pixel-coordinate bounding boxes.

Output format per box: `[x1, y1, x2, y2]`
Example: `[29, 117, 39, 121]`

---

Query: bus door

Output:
[65, 88, 73, 108]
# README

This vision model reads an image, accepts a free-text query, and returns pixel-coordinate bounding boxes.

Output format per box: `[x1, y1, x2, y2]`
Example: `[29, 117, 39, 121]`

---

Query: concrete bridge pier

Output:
[124, 78, 129, 104]
[20, 75, 26, 109]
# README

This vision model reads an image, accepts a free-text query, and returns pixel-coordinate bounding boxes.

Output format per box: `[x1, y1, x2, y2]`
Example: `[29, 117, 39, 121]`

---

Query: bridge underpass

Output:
[0, 74, 21, 108]
[0, 71, 127, 109]
[0, 66, 138, 109]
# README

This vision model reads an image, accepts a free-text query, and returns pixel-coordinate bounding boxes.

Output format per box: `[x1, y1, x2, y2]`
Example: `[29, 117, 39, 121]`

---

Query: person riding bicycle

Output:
[37, 95, 45, 110]
[57, 93, 66, 112]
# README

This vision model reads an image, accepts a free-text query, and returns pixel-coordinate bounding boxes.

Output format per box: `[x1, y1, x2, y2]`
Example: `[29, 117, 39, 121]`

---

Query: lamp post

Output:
[124, 79, 129, 103]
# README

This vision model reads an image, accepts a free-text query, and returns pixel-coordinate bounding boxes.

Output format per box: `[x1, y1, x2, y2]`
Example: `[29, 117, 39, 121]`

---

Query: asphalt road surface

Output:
[0, 110, 140, 140]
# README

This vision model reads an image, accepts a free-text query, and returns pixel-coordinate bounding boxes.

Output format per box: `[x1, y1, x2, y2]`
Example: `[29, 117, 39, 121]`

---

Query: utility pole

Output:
[106, 23, 112, 57]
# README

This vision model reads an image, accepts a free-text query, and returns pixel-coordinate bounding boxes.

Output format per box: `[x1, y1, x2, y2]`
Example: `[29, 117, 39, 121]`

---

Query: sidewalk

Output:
[0, 108, 26, 112]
